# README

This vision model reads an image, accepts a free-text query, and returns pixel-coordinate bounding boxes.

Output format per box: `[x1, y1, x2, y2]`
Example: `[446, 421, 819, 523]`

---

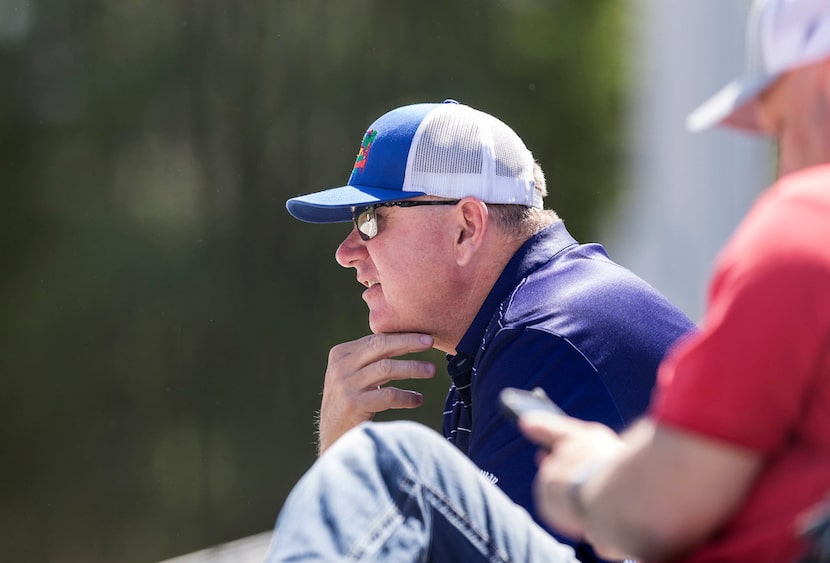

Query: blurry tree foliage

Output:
[0, 1, 626, 561]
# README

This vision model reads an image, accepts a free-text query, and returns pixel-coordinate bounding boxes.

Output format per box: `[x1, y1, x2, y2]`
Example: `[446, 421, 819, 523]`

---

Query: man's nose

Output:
[335, 228, 367, 268]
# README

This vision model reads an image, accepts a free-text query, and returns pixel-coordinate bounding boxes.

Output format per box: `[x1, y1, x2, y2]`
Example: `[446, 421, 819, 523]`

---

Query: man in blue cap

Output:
[266, 0, 830, 559]
[273, 99, 693, 561]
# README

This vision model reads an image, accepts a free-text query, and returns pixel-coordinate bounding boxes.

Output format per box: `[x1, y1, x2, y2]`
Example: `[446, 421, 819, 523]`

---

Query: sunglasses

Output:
[352, 200, 461, 241]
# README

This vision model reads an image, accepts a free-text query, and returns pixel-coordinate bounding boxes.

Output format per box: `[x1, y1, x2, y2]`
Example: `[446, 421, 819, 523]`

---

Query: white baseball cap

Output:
[687, 0, 830, 133]
[286, 100, 540, 224]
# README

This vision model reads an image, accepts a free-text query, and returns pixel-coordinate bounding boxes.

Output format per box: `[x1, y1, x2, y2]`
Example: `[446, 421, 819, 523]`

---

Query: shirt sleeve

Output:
[652, 239, 830, 453]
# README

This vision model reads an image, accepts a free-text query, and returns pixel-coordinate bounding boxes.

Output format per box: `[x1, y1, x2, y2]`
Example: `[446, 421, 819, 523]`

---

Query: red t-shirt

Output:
[652, 164, 830, 562]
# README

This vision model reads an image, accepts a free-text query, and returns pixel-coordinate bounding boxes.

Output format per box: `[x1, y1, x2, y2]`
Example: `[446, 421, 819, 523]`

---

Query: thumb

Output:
[518, 411, 576, 449]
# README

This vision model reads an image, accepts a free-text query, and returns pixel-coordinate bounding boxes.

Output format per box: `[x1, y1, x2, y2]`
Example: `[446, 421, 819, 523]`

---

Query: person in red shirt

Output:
[522, 0, 830, 561]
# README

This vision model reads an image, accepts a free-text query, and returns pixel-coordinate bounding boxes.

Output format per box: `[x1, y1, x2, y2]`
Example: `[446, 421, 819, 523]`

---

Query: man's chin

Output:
[367, 315, 388, 335]
[369, 322, 398, 334]
[368, 315, 410, 335]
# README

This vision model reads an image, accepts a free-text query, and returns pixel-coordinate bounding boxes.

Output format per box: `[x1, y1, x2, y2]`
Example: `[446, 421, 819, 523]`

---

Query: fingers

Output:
[370, 356, 437, 386]
[363, 386, 425, 412]
[317, 333, 436, 455]
[329, 332, 434, 366]
[518, 411, 580, 450]
[327, 333, 436, 390]
[524, 415, 628, 541]
[520, 413, 624, 464]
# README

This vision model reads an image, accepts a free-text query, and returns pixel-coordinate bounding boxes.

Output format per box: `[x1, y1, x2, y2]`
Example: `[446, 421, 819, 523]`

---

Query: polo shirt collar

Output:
[451, 220, 577, 362]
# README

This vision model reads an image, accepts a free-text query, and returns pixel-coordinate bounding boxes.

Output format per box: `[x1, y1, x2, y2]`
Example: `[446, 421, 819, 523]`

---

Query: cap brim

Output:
[686, 73, 777, 133]
[286, 185, 426, 224]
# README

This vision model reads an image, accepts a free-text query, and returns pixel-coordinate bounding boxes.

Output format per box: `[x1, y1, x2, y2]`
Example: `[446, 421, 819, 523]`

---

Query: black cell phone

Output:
[499, 387, 564, 425]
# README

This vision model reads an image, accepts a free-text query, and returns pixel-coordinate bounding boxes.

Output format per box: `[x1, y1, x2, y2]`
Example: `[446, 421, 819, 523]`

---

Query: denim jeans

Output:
[265, 421, 578, 562]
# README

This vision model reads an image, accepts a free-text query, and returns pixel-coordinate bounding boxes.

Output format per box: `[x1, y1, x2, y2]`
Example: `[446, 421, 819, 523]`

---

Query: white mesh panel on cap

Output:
[402, 104, 540, 208]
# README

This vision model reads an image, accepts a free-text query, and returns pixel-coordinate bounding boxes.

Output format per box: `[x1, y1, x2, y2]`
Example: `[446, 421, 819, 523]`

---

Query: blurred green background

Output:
[0, 1, 626, 561]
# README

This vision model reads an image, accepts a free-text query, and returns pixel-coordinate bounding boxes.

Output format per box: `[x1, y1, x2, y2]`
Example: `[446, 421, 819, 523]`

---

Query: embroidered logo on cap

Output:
[353, 129, 377, 173]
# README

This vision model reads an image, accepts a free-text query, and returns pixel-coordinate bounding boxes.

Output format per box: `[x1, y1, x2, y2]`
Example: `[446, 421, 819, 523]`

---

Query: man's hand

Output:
[317, 332, 436, 455]
[519, 412, 630, 560]
[519, 413, 763, 562]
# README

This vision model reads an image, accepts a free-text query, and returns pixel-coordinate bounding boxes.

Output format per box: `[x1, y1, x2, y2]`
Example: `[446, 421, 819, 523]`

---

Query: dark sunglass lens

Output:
[355, 207, 377, 240]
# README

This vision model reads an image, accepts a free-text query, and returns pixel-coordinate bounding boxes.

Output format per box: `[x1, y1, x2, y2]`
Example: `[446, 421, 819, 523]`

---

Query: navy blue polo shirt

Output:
[442, 220, 695, 555]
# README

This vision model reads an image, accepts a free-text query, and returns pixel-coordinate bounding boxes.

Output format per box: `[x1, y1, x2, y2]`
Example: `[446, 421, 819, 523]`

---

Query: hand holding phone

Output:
[499, 387, 564, 425]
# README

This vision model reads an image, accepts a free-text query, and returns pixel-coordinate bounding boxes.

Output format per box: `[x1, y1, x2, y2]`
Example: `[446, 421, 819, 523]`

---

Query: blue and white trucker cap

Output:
[286, 100, 540, 224]
[687, 0, 830, 133]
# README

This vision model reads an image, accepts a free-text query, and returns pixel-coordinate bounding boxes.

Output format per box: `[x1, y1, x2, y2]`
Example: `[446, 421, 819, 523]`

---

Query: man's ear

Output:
[453, 197, 488, 267]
